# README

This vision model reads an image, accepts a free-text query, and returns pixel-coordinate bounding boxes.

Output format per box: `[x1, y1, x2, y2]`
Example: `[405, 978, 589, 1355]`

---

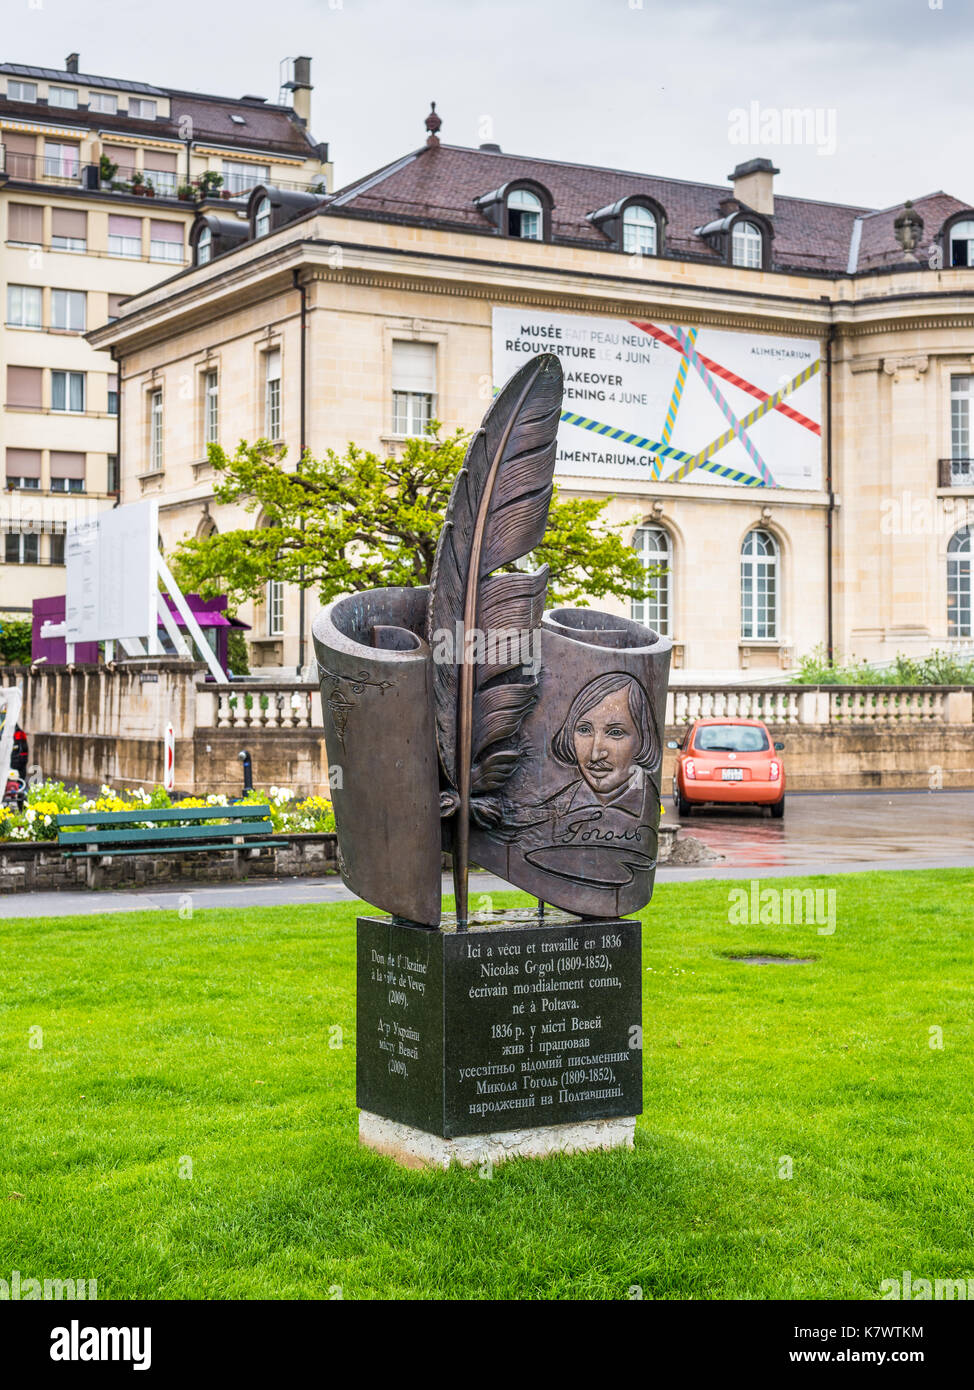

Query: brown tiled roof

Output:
[330, 143, 973, 277]
[167, 94, 317, 158]
[0, 64, 319, 160]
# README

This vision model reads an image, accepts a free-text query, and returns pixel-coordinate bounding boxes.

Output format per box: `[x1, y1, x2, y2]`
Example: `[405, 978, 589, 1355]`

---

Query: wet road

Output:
[667, 788, 974, 874]
[1, 791, 971, 918]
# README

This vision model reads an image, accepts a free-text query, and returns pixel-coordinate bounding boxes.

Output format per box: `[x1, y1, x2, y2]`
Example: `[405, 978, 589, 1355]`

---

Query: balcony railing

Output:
[938, 457, 974, 488]
[1, 147, 327, 200]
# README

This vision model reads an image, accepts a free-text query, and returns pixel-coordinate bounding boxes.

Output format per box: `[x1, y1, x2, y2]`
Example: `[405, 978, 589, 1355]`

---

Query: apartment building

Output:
[0, 52, 330, 617]
[91, 110, 974, 678]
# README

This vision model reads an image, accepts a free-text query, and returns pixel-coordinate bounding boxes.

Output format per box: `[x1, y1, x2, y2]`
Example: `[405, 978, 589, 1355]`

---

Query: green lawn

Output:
[0, 869, 971, 1300]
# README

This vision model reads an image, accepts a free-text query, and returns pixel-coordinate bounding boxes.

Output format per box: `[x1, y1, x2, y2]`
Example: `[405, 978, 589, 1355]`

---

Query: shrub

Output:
[0, 618, 32, 665]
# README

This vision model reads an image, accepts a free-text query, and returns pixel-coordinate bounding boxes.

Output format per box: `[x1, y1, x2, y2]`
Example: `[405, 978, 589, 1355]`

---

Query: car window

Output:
[694, 724, 769, 752]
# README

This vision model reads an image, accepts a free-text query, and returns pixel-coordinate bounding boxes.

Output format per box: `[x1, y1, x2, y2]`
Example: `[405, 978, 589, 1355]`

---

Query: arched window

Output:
[622, 203, 658, 256]
[947, 526, 971, 637]
[255, 196, 271, 238]
[507, 187, 542, 240]
[196, 226, 211, 265]
[741, 529, 778, 639]
[731, 219, 763, 269]
[631, 525, 669, 634]
[949, 219, 974, 268]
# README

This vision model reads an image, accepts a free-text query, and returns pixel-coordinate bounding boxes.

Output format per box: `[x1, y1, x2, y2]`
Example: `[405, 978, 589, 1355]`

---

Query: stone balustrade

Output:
[196, 682, 321, 731]
[667, 685, 973, 726]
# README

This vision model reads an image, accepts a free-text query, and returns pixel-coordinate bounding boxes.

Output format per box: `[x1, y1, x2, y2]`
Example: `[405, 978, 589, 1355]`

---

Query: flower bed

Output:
[0, 781, 335, 843]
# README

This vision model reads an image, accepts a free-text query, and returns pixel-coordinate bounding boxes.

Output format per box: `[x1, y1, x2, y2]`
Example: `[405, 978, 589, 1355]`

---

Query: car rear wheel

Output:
[677, 792, 693, 818]
[770, 795, 785, 819]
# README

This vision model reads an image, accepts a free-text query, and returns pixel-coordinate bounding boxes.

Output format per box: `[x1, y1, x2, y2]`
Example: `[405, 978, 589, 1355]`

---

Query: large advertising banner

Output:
[492, 308, 823, 491]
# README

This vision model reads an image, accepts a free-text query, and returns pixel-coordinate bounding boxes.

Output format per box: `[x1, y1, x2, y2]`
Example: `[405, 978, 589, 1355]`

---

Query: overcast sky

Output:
[11, 0, 974, 209]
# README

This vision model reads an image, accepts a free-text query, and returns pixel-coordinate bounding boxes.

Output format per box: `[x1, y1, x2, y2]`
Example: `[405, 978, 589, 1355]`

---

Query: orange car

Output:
[669, 717, 786, 818]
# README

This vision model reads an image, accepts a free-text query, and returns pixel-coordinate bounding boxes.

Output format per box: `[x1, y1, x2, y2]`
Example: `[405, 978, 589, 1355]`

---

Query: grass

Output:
[0, 869, 972, 1300]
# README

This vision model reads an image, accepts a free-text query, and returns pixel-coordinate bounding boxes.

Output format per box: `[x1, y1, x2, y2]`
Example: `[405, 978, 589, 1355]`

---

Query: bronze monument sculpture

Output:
[313, 352, 672, 1163]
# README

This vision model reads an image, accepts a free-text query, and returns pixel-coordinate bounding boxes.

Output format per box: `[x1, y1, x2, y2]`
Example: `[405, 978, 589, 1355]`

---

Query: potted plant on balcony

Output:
[99, 153, 118, 187]
[131, 170, 145, 196]
[197, 170, 223, 200]
[177, 183, 194, 202]
[144, 177, 156, 198]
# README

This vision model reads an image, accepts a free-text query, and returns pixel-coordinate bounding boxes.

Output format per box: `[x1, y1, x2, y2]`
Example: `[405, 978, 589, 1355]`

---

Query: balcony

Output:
[1, 147, 326, 201]
[939, 457, 974, 488]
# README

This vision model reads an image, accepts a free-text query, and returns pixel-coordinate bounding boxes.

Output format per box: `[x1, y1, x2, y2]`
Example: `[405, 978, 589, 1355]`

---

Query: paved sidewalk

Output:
[2, 790, 972, 919]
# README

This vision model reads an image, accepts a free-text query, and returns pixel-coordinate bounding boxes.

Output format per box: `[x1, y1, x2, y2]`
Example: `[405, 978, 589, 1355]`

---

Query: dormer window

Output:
[129, 98, 156, 120]
[255, 196, 271, 238]
[623, 203, 658, 255]
[731, 219, 763, 268]
[197, 226, 212, 265]
[949, 218, 974, 267]
[7, 80, 37, 102]
[89, 91, 117, 114]
[508, 187, 542, 240]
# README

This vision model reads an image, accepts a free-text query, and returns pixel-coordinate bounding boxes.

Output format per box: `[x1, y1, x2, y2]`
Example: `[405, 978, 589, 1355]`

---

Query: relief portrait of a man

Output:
[549, 672, 660, 814]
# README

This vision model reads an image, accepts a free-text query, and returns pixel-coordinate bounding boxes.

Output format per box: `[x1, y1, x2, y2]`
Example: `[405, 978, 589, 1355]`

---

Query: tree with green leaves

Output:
[171, 428, 660, 610]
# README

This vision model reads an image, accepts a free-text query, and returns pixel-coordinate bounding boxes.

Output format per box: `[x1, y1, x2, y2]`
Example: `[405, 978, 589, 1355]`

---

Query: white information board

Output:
[65, 500, 158, 644]
[492, 307, 823, 491]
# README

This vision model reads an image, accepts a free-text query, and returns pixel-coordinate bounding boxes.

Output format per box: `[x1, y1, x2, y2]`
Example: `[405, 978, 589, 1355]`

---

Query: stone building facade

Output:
[90, 116, 974, 679]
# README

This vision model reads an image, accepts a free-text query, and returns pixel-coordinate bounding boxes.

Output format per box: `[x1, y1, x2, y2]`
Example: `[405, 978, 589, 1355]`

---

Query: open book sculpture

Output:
[312, 352, 672, 928]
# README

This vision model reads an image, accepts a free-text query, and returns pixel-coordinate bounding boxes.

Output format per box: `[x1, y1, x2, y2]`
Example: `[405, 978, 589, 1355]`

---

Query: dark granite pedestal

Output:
[356, 909, 642, 1167]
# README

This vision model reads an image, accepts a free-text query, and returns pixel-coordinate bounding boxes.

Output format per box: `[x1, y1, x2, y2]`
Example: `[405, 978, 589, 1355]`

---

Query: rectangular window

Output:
[50, 451, 86, 492]
[144, 150, 178, 196]
[52, 370, 86, 412]
[150, 389, 163, 471]
[204, 370, 219, 445]
[264, 349, 281, 439]
[7, 284, 42, 328]
[951, 376, 971, 475]
[51, 289, 86, 330]
[89, 91, 118, 114]
[8, 203, 43, 245]
[391, 340, 436, 436]
[51, 206, 87, 252]
[50, 532, 66, 565]
[48, 86, 79, 109]
[267, 580, 285, 636]
[6, 366, 43, 407]
[43, 141, 80, 180]
[222, 160, 269, 195]
[108, 374, 119, 415]
[5, 531, 40, 564]
[8, 80, 37, 102]
[107, 453, 120, 493]
[108, 214, 141, 258]
[128, 98, 156, 119]
[149, 219, 183, 262]
[5, 449, 42, 489]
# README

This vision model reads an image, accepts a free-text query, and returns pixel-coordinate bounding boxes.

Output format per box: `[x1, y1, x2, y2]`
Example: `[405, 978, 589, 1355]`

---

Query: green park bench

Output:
[56, 804, 279, 888]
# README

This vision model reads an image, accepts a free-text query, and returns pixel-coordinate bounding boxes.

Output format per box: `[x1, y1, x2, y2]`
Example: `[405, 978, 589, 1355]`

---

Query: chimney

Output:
[728, 157, 779, 216]
[65, 52, 79, 73]
[290, 55, 312, 125]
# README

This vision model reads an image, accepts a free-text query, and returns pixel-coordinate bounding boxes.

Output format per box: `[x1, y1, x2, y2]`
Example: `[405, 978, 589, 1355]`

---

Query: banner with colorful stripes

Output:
[492, 307, 823, 491]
